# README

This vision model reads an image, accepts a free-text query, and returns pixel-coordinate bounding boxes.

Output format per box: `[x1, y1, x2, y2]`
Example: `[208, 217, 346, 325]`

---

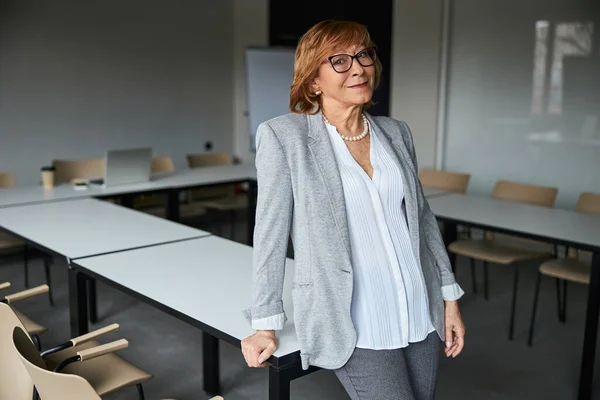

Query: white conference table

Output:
[0, 198, 210, 321]
[0, 163, 257, 207]
[427, 193, 600, 400]
[0, 163, 258, 242]
[69, 236, 306, 400]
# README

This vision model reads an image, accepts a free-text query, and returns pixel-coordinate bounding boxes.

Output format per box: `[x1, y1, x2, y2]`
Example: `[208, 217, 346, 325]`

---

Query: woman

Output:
[242, 20, 465, 399]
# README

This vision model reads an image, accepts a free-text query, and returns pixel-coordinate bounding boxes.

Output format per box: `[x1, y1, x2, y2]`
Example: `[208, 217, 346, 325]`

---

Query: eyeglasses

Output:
[327, 47, 377, 73]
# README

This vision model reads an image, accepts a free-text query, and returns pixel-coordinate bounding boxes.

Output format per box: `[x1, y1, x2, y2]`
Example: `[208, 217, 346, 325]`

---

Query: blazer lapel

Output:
[307, 112, 352, 269]
[366, 113, 422, 260]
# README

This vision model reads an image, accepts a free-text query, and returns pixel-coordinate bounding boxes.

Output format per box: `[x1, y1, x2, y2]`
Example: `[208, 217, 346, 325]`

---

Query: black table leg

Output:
[247, 179, 257, 246]
[203, 331, 220, 395]
[69, 268, 89, 337]
[442, 221, 458, 272]
[88, 279, 98, 323]
[166, 190, 180, 222]
[578, 251, 600, 400]
[269, 363, 319, 400]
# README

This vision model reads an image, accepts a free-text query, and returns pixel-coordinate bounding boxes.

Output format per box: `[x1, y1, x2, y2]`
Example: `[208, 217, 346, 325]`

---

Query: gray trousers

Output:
[333, 332, 440, 400]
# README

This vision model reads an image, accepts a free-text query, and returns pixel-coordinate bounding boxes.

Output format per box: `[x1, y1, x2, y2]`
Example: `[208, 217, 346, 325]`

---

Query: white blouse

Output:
[325, 120, 464, 349]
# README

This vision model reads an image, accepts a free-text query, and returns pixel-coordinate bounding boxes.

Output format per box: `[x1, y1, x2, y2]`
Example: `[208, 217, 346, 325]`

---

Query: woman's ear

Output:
[311, 78, 321, 95]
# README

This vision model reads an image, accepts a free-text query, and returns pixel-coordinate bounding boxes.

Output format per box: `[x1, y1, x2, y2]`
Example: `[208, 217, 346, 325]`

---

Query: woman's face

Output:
[313, 44, 376, 110]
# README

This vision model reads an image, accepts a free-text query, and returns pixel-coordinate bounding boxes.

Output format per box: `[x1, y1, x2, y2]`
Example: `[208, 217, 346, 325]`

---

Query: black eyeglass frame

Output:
[327, 47, 378, 73]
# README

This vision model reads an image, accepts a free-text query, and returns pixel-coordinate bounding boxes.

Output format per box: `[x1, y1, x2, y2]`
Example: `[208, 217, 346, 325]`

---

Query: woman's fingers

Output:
[241, 332, 278, 367]
[257, 341, 277, 367]
[452, 328, 465, 357]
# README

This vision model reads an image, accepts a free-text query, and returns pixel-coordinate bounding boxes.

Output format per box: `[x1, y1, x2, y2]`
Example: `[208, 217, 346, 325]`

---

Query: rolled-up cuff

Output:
[251, 312, 287, 330]
[441, 283, 465, 301]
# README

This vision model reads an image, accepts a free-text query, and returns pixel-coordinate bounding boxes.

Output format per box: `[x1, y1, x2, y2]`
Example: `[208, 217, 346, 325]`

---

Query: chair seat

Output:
[14, 309, 48, 336]
[448, 239, 553, 264]
[540, 258, 591, 284]
[179, 202, 208, 218]
[0, 232, 24, 250]
[195, 195, 248, 211]
[44, 339, 152, 396]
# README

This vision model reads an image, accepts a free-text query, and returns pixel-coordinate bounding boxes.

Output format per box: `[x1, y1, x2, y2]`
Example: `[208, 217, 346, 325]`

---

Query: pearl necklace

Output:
[322, 113, 369, 142]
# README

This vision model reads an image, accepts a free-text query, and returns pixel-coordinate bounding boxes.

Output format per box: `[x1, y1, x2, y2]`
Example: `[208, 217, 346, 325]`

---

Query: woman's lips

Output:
[349, 82, 368, 89]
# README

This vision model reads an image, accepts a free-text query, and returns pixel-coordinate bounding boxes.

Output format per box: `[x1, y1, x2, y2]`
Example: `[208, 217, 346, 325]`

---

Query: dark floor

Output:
[1, 212, 598, 400]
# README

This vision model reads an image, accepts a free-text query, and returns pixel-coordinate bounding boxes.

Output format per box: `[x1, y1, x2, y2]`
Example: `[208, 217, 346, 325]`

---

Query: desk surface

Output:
[72, 236, 300, 359]
[0, 164, 257, 209]
[0, 198, 209, 259]
[428, 193, 600, 251]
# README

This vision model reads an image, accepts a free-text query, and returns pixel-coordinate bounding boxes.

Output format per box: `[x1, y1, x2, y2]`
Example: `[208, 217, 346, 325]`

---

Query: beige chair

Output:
[186, 152, 247, 239]
[418, 168, 471, 194]
[1, 302, 152, 400]
[0, 171, 16, 187]
[132, 157, 178, 218]
[448, 180, 558, 340]
[52, 158, 105, 184]
[527, 192, 600, 346]
[418, 168, 475, 286]
[14, 326, 223, 400]
[1, 283, 50, 350]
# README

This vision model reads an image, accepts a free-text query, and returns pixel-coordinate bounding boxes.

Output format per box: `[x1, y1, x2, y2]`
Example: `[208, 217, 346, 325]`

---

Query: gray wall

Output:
[0, 0, 234, 185]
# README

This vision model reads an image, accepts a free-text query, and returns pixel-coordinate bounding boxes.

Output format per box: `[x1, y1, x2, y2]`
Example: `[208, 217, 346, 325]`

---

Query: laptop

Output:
[89, 147, 153, 188]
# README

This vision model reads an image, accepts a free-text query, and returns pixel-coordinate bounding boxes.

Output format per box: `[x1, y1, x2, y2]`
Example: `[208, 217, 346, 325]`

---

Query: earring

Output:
[315, 89, 321, 96]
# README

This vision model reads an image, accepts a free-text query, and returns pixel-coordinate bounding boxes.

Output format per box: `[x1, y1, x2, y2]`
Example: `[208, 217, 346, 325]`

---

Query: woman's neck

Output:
[321, 104, 364, 136]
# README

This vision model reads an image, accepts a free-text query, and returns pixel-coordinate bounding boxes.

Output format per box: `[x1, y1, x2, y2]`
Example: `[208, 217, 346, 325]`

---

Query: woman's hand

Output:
[444, 300, 465, 358]
[241, 330, 278, 367]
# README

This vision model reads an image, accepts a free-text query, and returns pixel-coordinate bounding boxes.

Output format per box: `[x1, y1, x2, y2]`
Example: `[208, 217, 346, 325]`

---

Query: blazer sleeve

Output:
[242, 122, 292, 330]
[399, 121, 464, 301]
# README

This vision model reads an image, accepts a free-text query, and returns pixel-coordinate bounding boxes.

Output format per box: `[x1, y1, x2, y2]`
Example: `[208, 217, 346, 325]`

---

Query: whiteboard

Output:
[245, 47, 296, 152]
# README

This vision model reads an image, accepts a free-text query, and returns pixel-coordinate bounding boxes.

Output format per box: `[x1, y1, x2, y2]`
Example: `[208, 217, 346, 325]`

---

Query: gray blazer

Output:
[244, 111, 458, 370]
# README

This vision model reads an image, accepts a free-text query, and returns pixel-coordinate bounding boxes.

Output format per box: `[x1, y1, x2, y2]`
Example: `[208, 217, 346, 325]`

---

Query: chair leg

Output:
[562, 280, 568, 323]
[136, 384, 145, 400]
[509, 265, 519, 341]
[43, 255, 54, 306]
[528, 271, 543, 346]
[470, 258, 477, 294]
[483, 261, 490, 300]
[556, 278, 564, 323]
[23, 245, 30, 288]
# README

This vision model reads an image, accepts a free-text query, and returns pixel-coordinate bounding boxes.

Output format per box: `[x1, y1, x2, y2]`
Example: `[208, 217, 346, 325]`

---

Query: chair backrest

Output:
[0, 172, 16, 188]
[52, 158, 105, 184]
[151, 156, 175, 174]
[0, 303, 36, 399]
[132, 157, 176, 210]
[487, 180, 558, 246]
[186, 152, 232, 168]
[576, 192, 600, 215]
[491, 180, 558, 207]
[186, 152, 235, 201]
[13, 326, 101, 400]
[418, 169, 470, 194]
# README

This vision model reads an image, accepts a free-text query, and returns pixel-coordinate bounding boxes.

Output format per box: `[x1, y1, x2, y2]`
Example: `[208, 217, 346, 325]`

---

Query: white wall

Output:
[232, 0, 269, 164]
[444, 0, 599, 208]
[0, 0, 234, 185]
